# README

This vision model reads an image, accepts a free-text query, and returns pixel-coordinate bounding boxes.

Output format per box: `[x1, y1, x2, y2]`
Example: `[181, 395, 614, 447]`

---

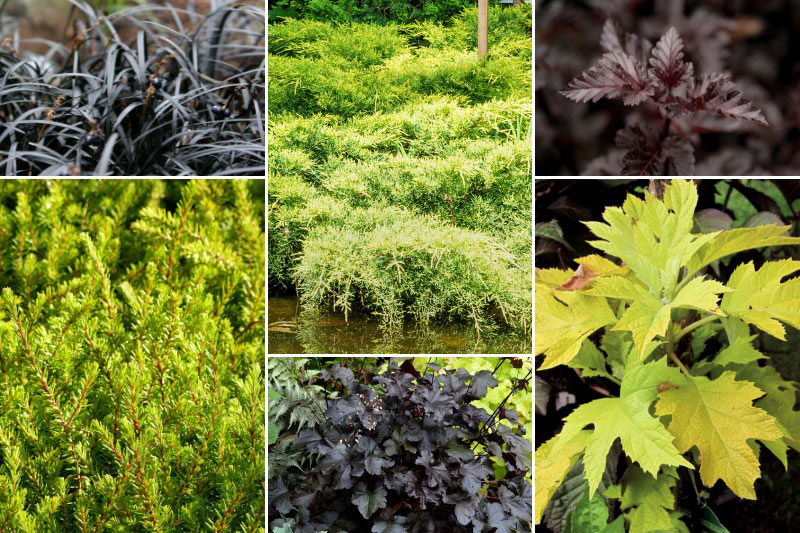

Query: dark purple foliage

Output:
[536, 0, 800, 176]
[268, 361, 532, 532]
[560, 20, 765, 176]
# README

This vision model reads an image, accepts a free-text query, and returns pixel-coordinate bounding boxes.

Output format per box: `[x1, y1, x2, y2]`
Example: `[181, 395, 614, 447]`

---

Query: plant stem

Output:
[665, 322, 691, 377]
[668, 350, 691, 377]
[673, 315, 718, 345]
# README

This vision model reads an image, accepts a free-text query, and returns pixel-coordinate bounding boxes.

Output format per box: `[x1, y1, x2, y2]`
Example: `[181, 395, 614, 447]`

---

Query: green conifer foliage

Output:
[0, 180, 265, 532]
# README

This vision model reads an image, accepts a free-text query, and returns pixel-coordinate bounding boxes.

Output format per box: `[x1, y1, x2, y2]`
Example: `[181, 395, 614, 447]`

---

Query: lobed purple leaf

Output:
[561, 52, 654, 106]
[648, 27, 694, 90]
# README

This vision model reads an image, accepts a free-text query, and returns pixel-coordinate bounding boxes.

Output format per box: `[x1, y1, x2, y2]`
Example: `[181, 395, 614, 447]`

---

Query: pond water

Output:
[268, 296, 531, 354]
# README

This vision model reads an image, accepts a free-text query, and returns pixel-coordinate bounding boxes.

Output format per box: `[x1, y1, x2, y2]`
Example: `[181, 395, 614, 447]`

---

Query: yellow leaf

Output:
[535, 275, 616, 368]
[535, 430, 590, 523]
[687, 225, 800, 276]
[722, 259, 800, 340]
[550, 357, 691, 498]
[655, 371, 782, 499]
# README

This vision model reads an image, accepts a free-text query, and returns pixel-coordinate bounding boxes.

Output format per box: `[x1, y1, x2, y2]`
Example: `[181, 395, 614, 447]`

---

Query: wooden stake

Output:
[478, 0, 488, 58]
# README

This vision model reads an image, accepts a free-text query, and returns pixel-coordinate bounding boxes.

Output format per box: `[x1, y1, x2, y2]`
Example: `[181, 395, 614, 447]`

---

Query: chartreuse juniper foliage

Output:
[269, 5, 532, 342]
[536, 180, 800, 531]
[0, 180, 264, 531]
[268, 361, 532, 532]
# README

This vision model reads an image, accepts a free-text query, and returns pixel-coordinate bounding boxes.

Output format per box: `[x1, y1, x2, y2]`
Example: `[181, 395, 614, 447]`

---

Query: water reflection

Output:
[268, 296, 531, 354]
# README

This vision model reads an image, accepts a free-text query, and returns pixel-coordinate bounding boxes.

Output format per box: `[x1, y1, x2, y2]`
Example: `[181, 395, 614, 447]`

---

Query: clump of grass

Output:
[0, 0, 265, 175]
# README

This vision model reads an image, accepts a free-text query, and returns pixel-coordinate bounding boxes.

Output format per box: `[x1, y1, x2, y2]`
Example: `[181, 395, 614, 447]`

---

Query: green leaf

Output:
[655, 371, 782, 499]
[710, 336, 765, 367]
[563, 486, 611, 533]
[699, 506, 730, 533]
[568, 340, 613, 380]
[687, 225, 800, 276]
[536, 220, 573, 249]
[550, 357, 691, 498]
[268, 420, 281, 445]
[536, 431, 591, 523]
[621, 466, 678, 533]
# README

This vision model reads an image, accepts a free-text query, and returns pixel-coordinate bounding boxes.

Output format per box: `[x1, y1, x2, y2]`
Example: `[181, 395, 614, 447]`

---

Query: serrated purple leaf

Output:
[561, 52, 653, 106]
[615, 124, 666, 176]
[648, 27, 693, 90]
[686, 74, 768, 126]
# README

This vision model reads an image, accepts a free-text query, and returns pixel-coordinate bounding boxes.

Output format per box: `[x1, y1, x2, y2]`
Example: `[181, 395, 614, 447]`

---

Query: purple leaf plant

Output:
[561, 20, 768, 176]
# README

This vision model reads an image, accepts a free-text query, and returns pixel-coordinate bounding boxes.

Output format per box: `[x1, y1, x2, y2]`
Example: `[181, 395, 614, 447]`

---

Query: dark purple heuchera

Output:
[560, 20, 768, 176]
[268, 362, 532, 532]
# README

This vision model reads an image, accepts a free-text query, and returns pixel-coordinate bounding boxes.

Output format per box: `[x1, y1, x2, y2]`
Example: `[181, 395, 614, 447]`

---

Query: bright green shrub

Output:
[269, 19, 409, 66]
[294, 206, 531, 334]
[269, 48, 529, 118]
[269, 0, 485, 25]
[268, 7, 531, 346]
[0, 180, 265, 532]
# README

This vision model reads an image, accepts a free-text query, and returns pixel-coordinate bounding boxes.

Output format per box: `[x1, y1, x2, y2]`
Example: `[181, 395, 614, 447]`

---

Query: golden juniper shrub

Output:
[0, 180, 265, 532]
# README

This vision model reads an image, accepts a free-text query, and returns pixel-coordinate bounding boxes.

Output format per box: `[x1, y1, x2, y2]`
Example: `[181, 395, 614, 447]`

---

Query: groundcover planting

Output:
[268, 4, 532, 353]
[267, 357, 533, 532]
[0, 1, 265, 176]
[0, 180, 265, 531]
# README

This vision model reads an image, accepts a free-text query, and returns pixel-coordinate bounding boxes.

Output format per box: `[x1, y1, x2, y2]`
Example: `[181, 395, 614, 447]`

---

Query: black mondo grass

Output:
[0, 0, 265, 176]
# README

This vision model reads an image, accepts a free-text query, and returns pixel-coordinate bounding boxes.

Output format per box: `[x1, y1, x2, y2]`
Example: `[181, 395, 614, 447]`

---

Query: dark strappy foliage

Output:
[0, 0, 265, 175]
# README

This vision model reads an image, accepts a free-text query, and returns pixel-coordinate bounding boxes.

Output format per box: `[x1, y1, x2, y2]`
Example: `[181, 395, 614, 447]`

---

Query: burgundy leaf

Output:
[599, 18, 625, 54]
[399, 359, 421, 378]
[686, 74, 768, 126]
[662, 136, 695, 175]
[615, 124, 666, 176]
[648, 27, 693, 90]
[561, 52, 654, 106]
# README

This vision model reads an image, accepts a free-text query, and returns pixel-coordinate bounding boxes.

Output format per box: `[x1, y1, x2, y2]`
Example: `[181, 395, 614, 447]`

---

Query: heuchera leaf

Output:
[648, 27, 693, 90]
[459, 457, 492, 495]
[561, 51, 654, 106]
[468, 370, 499, 398]
[721, 259, 800, 340]
[484, 502, 516, 533]
[655, 371, 782, 499]
[352, 482, 388, 519]
[549, 357, 691, 498]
